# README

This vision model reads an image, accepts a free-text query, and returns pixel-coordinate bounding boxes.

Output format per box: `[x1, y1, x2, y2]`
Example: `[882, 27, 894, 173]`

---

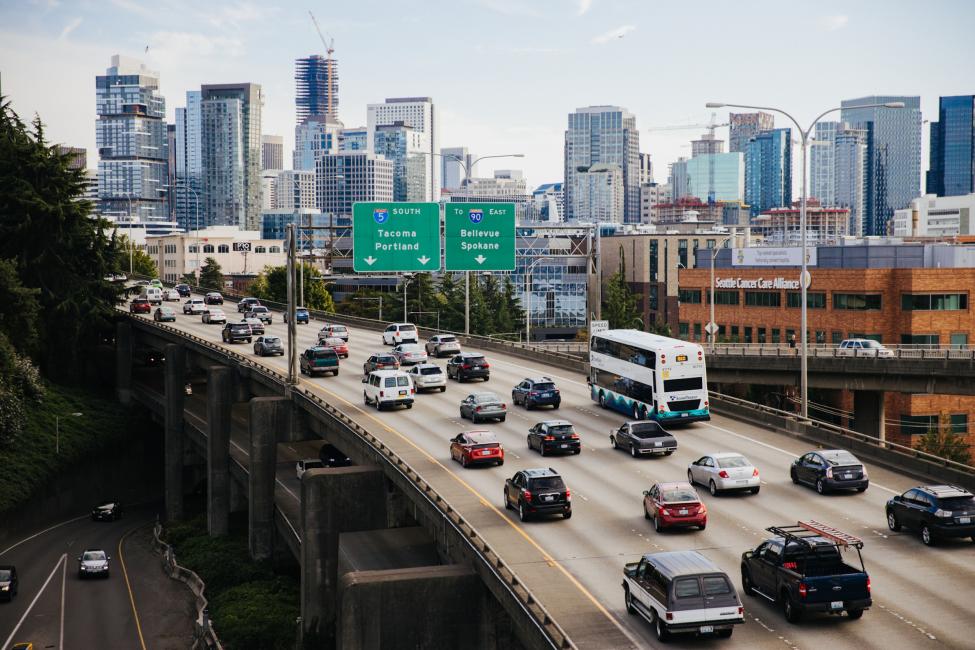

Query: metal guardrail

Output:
[127, 314, 574, 650]
[710, 391, 975, 474]
[707, 343, 975, 360]
[152, 520, 223, 650]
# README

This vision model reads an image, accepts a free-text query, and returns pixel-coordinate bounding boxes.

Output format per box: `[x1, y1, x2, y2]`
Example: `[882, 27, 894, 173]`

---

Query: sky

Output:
[2, 0, 974, 191]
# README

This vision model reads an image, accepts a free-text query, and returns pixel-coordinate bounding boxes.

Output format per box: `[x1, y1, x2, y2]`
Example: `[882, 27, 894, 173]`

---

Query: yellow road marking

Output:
[300, 377, 636, 643]
[118, 527, 149, 650]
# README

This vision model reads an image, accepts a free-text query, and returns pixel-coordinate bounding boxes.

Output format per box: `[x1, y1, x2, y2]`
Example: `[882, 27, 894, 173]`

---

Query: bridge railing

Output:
[705, 342, 975, 360]
[128, 314, 575, 650]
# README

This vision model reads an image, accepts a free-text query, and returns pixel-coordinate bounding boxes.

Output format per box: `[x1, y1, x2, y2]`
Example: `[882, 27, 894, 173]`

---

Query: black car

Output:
[363, 353, 400, 375]
[204, 292, 224, 305]
[0, 565, 17, 601]
[512, 377, 561, 409]
[319, 443, 353, 468]
[886, 485, 975, 545]
[253, 335, 284, 356]
[174, 283, 191, 297]
[504, 468, 571, 521]
[447, 353, 490, 382]
[790, 449, 869, 494]
[527, 420, 581, 456]
[237, 297, 261, 312]
[91, 500, 122, 521]
[222, 322, 252, 343]
[610, 421, 677, 457]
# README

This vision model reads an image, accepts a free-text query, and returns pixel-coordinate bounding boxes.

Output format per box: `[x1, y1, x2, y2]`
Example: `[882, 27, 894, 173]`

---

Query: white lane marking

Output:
[703, 422, 900, 495]
[0, 514, 90, 557]
[877, 603, 938, 640]
[59, 552, 66, 650]
[2, 553, 67, 650]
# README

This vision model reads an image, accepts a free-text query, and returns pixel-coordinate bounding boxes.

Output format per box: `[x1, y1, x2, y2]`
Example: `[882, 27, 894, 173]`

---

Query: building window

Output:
[269, 246, 281, 253]
[900, 414, 968, 437]
[679, 322, 689, 338]
[218, 244, 230, 254]
[188, 245, 198, 253]
[832, 331, 843, 344]
[744, 291, 781, 307]
[255, 246, 267, 253]
[950, 333, 969, 347]
[816, 330, 825, 344]
[678, 289, 702, 304]
[771, 328, 780, 343]
[833, 293, 882, 310]
[203, 244, 214, 253]
[901, 334, 940, 346]
[757, 327, 766, 343]
[787, 292, 826, 308]
[730, 325, 739, 342]
[743, 326, 752, 343]
[707, 290, 740, 305]
[901, 293, 968, 311]
[693, 323, 701, 340]
[678, 239, 688, 268]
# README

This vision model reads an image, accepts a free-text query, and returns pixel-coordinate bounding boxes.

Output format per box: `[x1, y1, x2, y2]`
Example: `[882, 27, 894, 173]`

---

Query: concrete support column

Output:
[249, 396, 288, 560]
[206, 366, 233, 537]
[301, 466, 387, 646]
[115, 321, 133, 404]
[163, 343, 185, 522]
[853, 390, 886, 442]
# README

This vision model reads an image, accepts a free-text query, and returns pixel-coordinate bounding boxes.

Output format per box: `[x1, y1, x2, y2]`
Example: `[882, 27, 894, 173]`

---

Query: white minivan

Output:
[362, 370, 415, 410]
[139, 286, 163, 305]
[382, 323, 418, 345]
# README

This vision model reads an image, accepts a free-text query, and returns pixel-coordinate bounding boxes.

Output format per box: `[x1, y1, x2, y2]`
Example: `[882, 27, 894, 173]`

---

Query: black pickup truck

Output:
[740, 521, 871, 623]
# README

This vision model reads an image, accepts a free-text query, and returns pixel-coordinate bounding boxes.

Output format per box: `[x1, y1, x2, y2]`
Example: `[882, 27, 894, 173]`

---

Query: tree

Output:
[601, 249, 642, 330]
[199, 257, 224, 291]
[249, 263, 335, 312]
[179, 273, 197, 286]
[113, 235, 157, 278]
[0, 95, 122, 379]
[916, 411, 971, 465]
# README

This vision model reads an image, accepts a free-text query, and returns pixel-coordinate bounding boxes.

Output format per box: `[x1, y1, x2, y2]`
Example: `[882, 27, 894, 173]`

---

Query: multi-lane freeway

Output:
[129, 294, 974, 650]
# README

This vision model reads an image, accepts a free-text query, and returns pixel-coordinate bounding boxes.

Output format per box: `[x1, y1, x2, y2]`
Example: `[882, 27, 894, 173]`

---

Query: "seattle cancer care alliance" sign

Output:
[715, 277, 801, 289]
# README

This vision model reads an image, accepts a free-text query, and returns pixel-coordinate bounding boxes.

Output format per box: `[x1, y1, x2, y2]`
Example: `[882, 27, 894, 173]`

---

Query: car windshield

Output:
[0, 570, 11, 580]
[252, 307, 268, 313]
[400, 344, 422, 353]
[378, 356, 397, 364]
[822, 451, 859, 465]
[325, 338, 345, 346]
[466, 432, 497, 444]
[660, 488, 698, 502]
[548, 425, 574, 435]
[210, 309, 224, 315]
[312, 349, 335, 359]
[939, 496, 975, 508]
[232, 324, 249, 331]
[465, 355, 485, 364]
[630, 422, 668, 439]
[83, 551, 105, 561]
[400, 325, 416, 331]
[264, 337, 280, 344]
[420, 366, 442, 375]
[160, 308, 173, 313]
[439, 336, 457, 343]
[533, 382, 556, 391]
[474, 393, 500, 404]
[529, 477, 564, 490]
[862, 340, 882, 349]
[297, 308, 308, 313]
[717, 455, 749, 468]
[331, 325, 347, 332]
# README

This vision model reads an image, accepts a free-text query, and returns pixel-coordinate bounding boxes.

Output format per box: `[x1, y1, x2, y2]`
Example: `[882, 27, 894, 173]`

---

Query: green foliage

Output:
[0, 95, 124, 378]
[647, 320, 673, 337]
[199, 257, 224, 291]
[179, 273, 197, 286]
[602, 271, 641, 330]
[249, 263, 336, 312]
[175, 533, 272, 592]
[113, 235, 157, 278]
[209, 578, 300, 650]
[917, 411, 971, 464]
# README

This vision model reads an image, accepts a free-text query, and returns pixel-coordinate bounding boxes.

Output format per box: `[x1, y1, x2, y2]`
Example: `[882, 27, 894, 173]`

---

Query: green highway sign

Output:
[444, 203, 516, 271]
[352, 202, 441, 272]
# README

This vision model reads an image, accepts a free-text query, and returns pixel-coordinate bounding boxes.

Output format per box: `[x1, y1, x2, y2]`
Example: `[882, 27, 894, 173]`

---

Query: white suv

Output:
[383, 323, 418, 345]
[362, 370, 415, 410]
[408, 363, 447, 392]
[183, 298, 205, 315]
[837, 338, 894, 358]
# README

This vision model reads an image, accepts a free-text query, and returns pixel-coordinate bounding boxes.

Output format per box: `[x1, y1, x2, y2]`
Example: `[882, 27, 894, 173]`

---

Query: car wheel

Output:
[751, 486, 760, 494]
[405, 402, 412, 409]
[499, 416, 505, 423]
[461, 455, 468, 468]
[632, 404, 640, 421]
[460, 409, 466, 420]
[653, 609, 670, 642]
[472, 415, 479, 424]
[630, 445, 638, 458]
[440, 386, 446, 392]
[504, 490, 511, 510]
[483, 376, 489, 382]
[644, 504, 651, 520]
[687, 470, 695, 485]
[887, 510, 901, 532]
[527, 435, 533, 450]
[856, 486, 868, 493]
[816, 478, 827, 495]
[790, 467, 799, 484]
[625, 587, 636, 615]
[654, 514, 662, 533]
[783, 593, 802, 623]
[847, 609, 864, 620]
[741, 570, 756, 596]
[540, 444, 547, 457]
[921, 524, 935, 546]
[611, 435, 618, 449]
[709, 480, 719, 496]
[519, 503, 528, 522]
[563, 510, 572, 520]
[699, 521, 706, 530]
[526, 398, 534, 410]
[497, 460, 503, 466]
[716, 628, 733, 638]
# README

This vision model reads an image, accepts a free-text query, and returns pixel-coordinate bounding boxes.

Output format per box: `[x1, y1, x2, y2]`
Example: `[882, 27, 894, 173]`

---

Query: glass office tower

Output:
[745, 128, 792, 216]
[927, 95, 975, 197]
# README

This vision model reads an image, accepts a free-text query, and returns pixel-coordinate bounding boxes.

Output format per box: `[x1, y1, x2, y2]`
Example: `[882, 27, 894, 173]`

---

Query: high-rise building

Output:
[261, 170, 277, 211]
[834, 127, 869, 237]
[691, 134, 724, 157]
[261, 134, 284, 171]
[316, 152, 393, 216]
[200, 83, 263, 230]
[294, 117, 342, 171]
[810, 122, 839, 206]
[685, 153, 745, 204]
[728, 112, 774, 153]
[639, 152, 653, 184]
[367, 97, 438, 201]
[174, 91, 203, 231]
[441, 146, 477, 190]
[668, 157, 690, 201]
[531, 183, 565, 222]
[745, 128, 792, 216]
[339, 126, 368, 152]
[374, 122, 427, 202]
[95, 55, 169, 221]
[640, 182, 671, 224]
[892, 193, 975, 237]
[841, 96, 922, 235]
[295, 54, 338, 123]
[57, 146, 87, 170]
[274, 170, 316, 210]
[926, 95, 975, 197]
[574, 164, 624, 223]
[564, 105, 640, 222]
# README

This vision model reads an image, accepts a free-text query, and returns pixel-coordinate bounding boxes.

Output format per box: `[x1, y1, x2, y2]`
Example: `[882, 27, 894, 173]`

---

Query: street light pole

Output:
[708, 236, 732, 352]
[706, 100, 903, 418]
[286, 224, 297, 385]
[402, 274, 415, 322]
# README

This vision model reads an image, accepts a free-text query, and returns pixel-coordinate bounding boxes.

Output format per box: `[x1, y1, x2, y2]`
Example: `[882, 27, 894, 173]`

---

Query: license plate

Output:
[736, 480, 748, 485]
[544, 495, 555, 502]
[399, 390, 407, 396]
[681, 413, 688, 417]
[959, 516, 972, 524]
[480, 450, 491, 456]
[830, 601, 843, 610]
[679, 509, 688, 515]
[699, 625, 713, 634]
[843, 474, 853, 479]
[543, 392, 552, 397]
[560, 444, 568, 448]
[654, 441, 662, 447]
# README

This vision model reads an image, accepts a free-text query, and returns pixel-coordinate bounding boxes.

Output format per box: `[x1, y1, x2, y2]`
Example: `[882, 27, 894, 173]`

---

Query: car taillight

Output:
[462, 364, 472, 370]
[665, 612, 673, 621]
[565, 488, 571, 501]
[737, 606, 743, 615]
[659, 507, 671, 516]
[475, 406, 482, 412]
[867, 577, 871, 594]
[825, 467, 834, 478]
[704, 400, 709, 408]
[380, 391, 385, 398]
[500, 403, 506, 409]
[861, 466, 868, 478]
[798, 583, 808, 599]
[718, 470, 729, 478]
[483, 362, 490, 368]
[544, 435, 555, 441]
[570, 433, 579, 439]
[699, 504, 707, 514]
[660, 354, 666, 364]
[523, 490, 532, 502]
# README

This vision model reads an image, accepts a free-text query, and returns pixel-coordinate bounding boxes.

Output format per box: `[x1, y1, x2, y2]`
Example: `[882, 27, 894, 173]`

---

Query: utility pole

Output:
[286, 224, 297, 385]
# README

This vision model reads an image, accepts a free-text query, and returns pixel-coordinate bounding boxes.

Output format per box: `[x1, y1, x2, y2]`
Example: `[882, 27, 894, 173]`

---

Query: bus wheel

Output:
[598, 391, 607, 408]
[639, 406, 648, 420]
[632, 404, 641, 420]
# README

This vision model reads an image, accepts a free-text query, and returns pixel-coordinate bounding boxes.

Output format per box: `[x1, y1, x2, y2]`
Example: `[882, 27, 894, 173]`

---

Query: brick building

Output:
[677, 244, 975, 449]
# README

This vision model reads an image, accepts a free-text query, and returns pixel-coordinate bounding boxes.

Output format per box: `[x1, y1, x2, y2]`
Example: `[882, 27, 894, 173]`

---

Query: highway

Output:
[130, 297, 975, 649]
[0, 506, 192, 650]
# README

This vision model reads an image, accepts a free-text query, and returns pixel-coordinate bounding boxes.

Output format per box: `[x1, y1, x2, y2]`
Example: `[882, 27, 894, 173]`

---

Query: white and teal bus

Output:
[589, 329, 710, 424]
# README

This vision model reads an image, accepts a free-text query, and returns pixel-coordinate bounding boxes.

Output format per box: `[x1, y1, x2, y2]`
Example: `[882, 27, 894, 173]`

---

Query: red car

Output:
[449, 430, 504, 468]
[643, 481, 707, 532]
[321, 336, 349, 359]
[129, 298, 151, 314]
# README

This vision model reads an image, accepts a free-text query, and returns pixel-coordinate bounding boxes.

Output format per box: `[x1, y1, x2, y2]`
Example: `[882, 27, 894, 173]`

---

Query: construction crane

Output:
[308, 10, 335, 119]
[647, 113, 730, 205]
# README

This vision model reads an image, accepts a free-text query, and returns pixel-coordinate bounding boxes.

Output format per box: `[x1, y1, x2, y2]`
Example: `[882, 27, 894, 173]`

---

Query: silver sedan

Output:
[687, 452, 761, 496]
[459, 392, 507, 424]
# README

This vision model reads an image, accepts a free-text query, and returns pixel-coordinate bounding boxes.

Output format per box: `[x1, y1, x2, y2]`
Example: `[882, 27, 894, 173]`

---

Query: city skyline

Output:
[1, 0, 974, 191]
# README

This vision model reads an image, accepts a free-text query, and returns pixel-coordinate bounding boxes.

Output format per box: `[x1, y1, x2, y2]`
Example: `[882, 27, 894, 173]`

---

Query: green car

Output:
[150, 278, 163, 288]
[299, 346, 340, 377]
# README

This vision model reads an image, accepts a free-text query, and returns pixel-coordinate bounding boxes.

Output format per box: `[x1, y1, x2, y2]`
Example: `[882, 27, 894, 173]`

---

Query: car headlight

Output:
[934, 509, 953, 518]
[1, 585, 9, 590]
